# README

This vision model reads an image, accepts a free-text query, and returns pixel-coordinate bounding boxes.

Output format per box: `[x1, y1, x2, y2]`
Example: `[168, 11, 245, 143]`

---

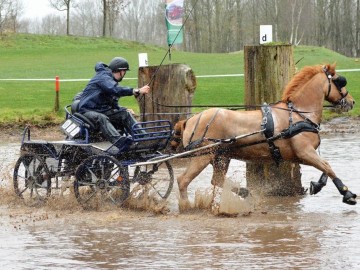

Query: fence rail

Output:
[0, 69, 358, 82]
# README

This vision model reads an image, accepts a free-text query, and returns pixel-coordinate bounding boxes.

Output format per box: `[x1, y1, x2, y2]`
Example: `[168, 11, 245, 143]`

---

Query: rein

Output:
[157, 67, 348, 112]
[156, 101, 333, 113]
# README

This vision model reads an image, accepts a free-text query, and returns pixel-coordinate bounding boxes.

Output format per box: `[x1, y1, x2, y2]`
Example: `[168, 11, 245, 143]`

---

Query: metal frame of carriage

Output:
[13, 105, 175, 209]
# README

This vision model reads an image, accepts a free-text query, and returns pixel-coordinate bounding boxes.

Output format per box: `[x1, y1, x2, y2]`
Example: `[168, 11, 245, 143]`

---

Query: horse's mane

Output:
[281, 63, 336, 102]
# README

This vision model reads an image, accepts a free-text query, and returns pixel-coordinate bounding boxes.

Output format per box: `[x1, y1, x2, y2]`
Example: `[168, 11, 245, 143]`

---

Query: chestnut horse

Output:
[172, 64, 357, 205]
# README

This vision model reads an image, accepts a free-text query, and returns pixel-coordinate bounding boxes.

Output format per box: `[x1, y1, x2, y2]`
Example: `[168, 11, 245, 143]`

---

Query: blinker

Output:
[333, 75, 347, 90]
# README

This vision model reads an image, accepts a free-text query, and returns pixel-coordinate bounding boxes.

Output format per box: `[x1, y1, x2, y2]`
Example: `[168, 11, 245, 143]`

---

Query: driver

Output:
[74, 56, 150, 147]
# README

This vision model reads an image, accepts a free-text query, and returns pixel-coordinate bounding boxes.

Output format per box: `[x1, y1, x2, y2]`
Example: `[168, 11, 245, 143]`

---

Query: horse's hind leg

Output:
[210, 156, 230, 188]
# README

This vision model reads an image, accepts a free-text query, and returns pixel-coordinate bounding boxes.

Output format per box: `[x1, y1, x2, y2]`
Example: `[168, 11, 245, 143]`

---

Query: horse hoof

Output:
[310, 174, 328, 195]
[310, 181, 324, 195]
[238, 188, 249, 198]
[231, 187, 249, 198]
[343, 191, 357, 205]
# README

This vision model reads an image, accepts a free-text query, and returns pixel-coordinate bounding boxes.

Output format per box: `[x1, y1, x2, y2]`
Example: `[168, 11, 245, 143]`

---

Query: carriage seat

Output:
[62, 100, 99, 143]
[62, 100, 128, 144]
[70, 100, 98, 130]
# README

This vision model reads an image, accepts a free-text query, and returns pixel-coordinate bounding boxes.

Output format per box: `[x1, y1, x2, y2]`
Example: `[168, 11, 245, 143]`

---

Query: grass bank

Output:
[0, 33, 359, 127]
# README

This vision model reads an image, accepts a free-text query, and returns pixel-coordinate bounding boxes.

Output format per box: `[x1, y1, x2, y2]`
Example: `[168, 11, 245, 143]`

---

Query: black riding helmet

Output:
[108, 57, 130, 72]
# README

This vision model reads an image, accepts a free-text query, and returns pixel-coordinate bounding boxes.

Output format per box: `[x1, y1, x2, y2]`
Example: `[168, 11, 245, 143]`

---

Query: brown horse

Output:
[172, 64, 357, 206]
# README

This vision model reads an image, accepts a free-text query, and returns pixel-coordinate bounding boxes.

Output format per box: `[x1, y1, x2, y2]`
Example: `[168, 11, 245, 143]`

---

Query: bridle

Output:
[323, 67, 349, 107]
[282, 67, 350, 135]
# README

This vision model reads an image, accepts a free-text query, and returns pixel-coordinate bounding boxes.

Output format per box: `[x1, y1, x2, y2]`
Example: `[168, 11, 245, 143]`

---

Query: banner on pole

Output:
[165, 0, 184, 46]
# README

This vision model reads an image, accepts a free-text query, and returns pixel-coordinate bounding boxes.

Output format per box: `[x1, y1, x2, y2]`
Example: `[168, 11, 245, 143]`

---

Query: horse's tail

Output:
[170, 119, 187, 151]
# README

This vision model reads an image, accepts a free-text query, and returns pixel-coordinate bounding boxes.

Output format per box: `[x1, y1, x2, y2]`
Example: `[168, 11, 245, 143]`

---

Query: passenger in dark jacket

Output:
[75, 57, 150, 147]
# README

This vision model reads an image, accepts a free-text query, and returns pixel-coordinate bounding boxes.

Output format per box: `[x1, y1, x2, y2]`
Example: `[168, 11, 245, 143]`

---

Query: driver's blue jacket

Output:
[77, 62, 134, 114]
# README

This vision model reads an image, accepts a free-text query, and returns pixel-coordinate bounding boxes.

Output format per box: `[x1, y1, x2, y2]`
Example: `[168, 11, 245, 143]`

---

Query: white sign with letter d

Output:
[138, 53, 148, 67]
[260, 25, 273, 44]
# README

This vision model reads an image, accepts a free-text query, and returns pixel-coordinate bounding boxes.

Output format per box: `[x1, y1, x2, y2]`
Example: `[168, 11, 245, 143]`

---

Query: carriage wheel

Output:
[13, 153, 51, 206]
[132, 159, 174, 202]
[74, 155, 129, 209]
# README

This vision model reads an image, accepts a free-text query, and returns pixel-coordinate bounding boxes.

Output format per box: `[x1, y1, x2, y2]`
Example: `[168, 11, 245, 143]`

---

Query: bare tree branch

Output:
[49, 0, 73, 35]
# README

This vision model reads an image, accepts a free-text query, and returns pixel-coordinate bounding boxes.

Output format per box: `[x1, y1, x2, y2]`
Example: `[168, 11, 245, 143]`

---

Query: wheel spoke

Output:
[149, 179, 168, 199]
[18, 186, 29, 196]
[13, 154, 51, 204]
[82, 188, 98, 204]
[74, 155, 129, 209]
[132, 160, 174, 201]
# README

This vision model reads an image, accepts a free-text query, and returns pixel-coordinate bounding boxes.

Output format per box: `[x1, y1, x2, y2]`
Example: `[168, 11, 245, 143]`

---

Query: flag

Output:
[165, 0, 184, 46]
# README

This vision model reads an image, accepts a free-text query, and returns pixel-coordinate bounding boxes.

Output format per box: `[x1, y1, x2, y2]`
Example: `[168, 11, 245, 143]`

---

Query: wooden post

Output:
[137, 64, 196, 125]
[244, 45, 303, 196]
[54, 76, 60, 112]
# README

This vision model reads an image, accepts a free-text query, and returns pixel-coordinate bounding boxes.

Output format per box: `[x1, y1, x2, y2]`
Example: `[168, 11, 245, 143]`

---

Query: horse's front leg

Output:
[177, 155, 213, 203]
[297, 148, 357, 205]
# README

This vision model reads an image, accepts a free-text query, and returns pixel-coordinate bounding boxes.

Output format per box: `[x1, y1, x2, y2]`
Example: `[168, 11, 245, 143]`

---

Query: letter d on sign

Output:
[260, 25, 272, 44]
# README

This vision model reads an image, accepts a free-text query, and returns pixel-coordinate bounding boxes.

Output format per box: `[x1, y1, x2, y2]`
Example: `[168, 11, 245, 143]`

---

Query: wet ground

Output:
[0, 120, 359, 269]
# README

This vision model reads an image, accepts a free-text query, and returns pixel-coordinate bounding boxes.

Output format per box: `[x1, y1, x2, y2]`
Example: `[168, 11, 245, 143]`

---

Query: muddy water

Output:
[0, 134, 359, 269]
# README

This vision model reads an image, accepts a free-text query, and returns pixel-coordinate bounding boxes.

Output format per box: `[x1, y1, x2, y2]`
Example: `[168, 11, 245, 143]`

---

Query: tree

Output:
[102, 0, 129, 37]
[7, 0, 23, 32]
[13, 0, 360, 57]
[234, 0, 244, 51]
[49, 0, 73, 35]
[42, 14, 66, 35]
[72, 0, 102, 36]
[289, 0, 306, 45]
[0, 0, 23, 34]
[357, 0, 360, 57]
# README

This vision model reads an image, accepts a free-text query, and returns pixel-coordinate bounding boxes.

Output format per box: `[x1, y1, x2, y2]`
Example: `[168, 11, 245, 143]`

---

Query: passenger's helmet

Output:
[108, 57, 130, 72]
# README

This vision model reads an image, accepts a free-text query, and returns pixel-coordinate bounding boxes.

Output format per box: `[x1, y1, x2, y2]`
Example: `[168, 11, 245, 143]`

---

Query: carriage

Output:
[13, 104, 175, 209]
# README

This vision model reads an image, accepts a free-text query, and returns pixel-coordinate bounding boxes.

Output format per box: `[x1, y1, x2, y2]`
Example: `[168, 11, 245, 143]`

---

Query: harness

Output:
[177, 67, 349, 164]
[182, 104, 320, 163]
[260, 103, 320, 165]
[260, 105, 282, 164]
[184, 108, 221, 151]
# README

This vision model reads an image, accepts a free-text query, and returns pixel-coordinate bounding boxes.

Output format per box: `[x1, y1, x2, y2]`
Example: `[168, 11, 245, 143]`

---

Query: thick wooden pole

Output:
[244, 45, 303, 196]
[137, 64, 196, 125]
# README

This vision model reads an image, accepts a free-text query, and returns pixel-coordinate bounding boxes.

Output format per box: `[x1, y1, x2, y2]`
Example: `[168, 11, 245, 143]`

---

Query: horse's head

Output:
[282, 64, 355, 113]
[323, 64, 355, 112]
[170, 119, 187, 151]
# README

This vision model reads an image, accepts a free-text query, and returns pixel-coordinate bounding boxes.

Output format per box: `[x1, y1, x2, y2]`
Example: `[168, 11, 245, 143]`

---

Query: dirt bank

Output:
[319, 116, 360, 134]
[0, 125, 64, 144]
[1, 116, 360, 144]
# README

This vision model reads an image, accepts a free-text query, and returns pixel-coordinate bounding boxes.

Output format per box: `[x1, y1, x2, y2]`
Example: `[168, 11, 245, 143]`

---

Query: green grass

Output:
[0, 33, 359, 126]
